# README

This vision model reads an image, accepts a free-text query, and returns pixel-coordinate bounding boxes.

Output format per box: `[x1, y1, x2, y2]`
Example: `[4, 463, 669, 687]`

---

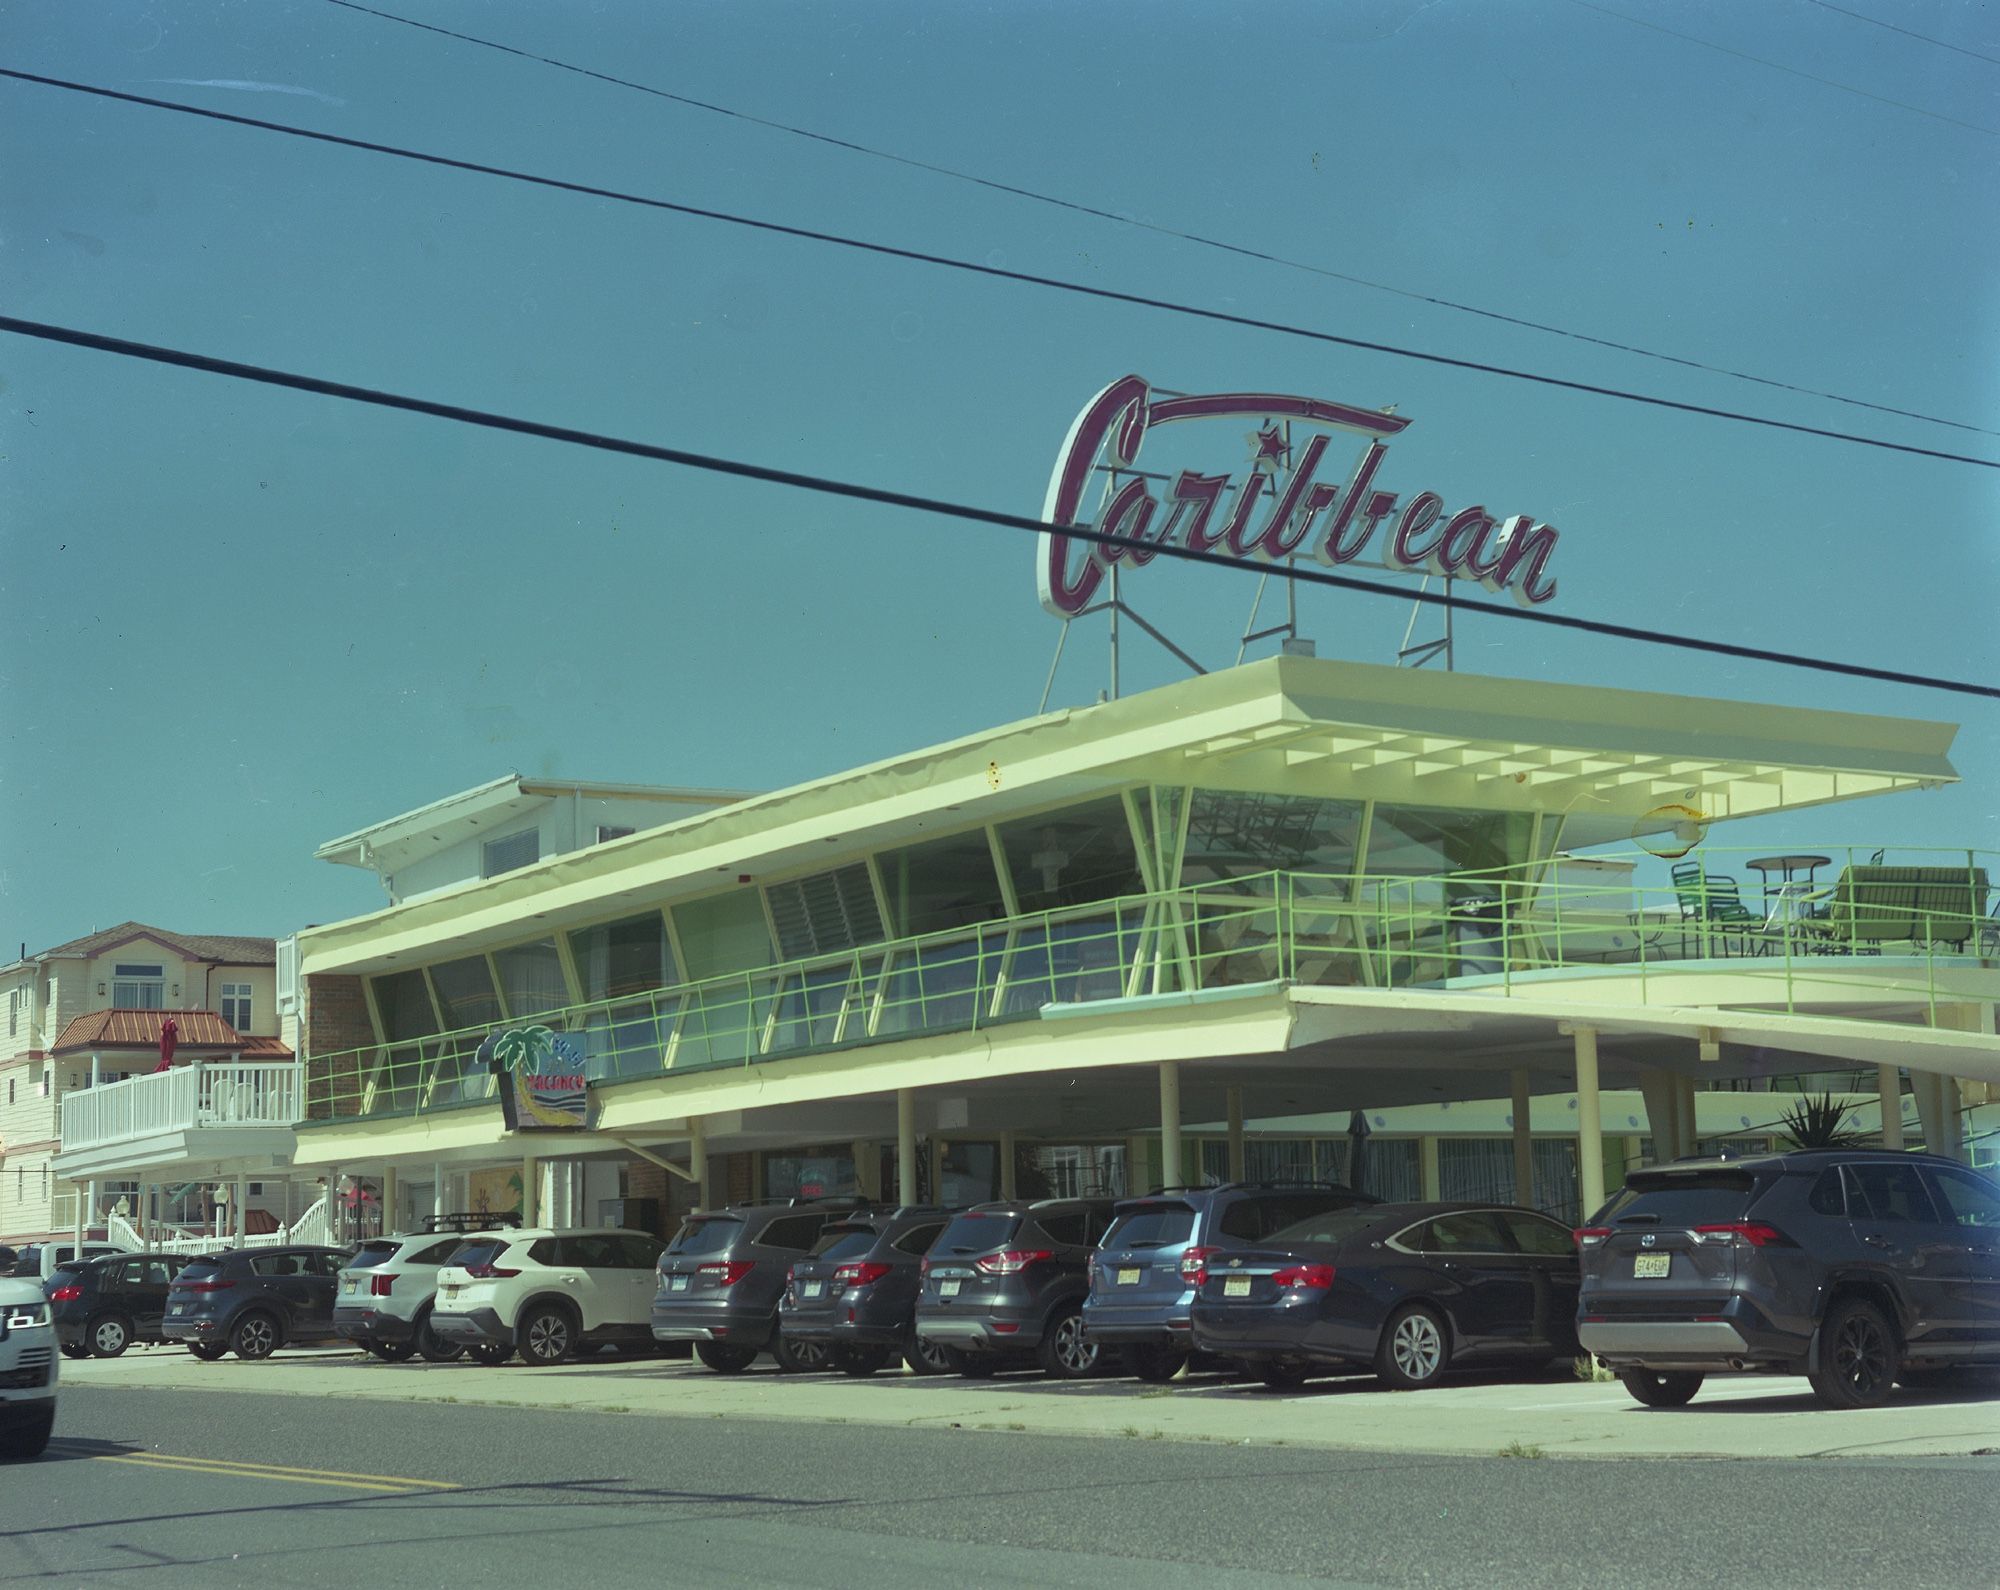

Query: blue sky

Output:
[2, 0, 1996, 949]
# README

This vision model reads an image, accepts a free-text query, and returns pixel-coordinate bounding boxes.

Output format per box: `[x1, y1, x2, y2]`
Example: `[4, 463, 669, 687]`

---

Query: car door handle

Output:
[1861, 1235, 1893, 1249]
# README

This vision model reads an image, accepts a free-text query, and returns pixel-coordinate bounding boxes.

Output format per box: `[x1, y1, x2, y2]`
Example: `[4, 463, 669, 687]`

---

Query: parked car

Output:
[655, 1198, 875, 1373]
[0, 1277, 57, 1460]
[10, 1242, 124, 1284]
[778, 1205, 957, 1376]
[1191, 1201, 1581, 1390]
[161, 1246, 349, 1361]
[914, 1197, 1120, 1378]
[48, 1254, 179, 1358]
[334, 1216, 521, 1362]
[431, 1227, 665, 1366]
[1085, 1182, 1376, 1380]
[1576, 1148, 2000, 1410]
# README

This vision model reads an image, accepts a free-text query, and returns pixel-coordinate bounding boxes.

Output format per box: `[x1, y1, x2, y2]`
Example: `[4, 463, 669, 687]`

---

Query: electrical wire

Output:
[1801, 0, 2000, 70]
[4, 68, 1996, 476]
[321, 0, 1999, 441]
[6, 311, 1996, 703]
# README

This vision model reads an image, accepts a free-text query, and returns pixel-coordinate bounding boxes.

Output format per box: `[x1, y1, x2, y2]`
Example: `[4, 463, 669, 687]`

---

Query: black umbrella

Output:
[1346, 1110, 1371, 1197]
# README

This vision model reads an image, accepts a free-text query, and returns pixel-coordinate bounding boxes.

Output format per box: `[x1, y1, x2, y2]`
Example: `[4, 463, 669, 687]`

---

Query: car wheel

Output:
[904, 1333, 954, 1376]
[59, 1344, 90, 1361]
[771, 1332, 832, 1373]
[187, 1342, 228, 1362]
[1036, 1307, 1099, 1380]
[1126, 1345, 1189, 1383]
[1810, 1297, 1901, 1409]
[366, 1341, 417, 1362]
[1619, 1369, 1703, 1408]
[0, 1406, 54, 1462]
[467, 1343, 513, 1367]
[518, 1305, 577, 1366]
[89, 1315, 132, 1359]
[941, 1345, 997, 1378]
[1374, 1304, 1450, 1391]
[695, 1341, 758, 1374]
[414, 1313, 464, 1364]
[229, 1312, 282, 1362]
[837, 1346, 894, 1378]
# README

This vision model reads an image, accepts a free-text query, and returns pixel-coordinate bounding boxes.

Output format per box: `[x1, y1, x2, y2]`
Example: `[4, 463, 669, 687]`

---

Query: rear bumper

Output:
[333, 1307, 416, 1345]
[1578, 1320, 1750, 1359]
[1190, 1301, 1359, 1364]
[430, 1309, 511, 1349]
[651, 1303, 776, 1348]
[160, 1316, 224, 1342]
[1576, 1293, 1804, 1370]
[1081, 1297, 1192, 1347]
[914, 1304, 1046, 1351]
[780, 1290, 909, 1346]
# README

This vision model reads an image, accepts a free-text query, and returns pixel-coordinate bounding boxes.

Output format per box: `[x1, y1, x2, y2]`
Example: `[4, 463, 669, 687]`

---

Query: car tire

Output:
[1126, 1345, 1189, 1383]
[904, 1333, 954, 1376]
[1809, 1296, 1901, 1410]
[517, 1304, 578, 1366]
[1259, 1362, 1311, 1390]
[0, 1406, 54, 1462]
[467, 1343, 513, 1367]
[414, 1312, 464, 1364]
[695, 1341, 758, 1374]
[187, 1342, 228, 1362]
[1036, 1307, 1099, 1380]
[59, 1344, 90, 1361]
[837, 1346, 894, 1378]
[366, 1341, 417, 1362]
[88, 1315, 132, 1359]
[771, 1332, 832, 1374]
[229, 1312, 282, 1362]
[940, 1345, 997, 1378]
[1374, 1303, 1450, 1391]
[1619, 1369, 1703, 1408]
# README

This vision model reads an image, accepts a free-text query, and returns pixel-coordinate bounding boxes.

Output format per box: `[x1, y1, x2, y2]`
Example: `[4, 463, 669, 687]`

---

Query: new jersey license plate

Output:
[1116, 1267, 1141, 1286]
[802, 1281, 823, 1299]
[341, 1277, 356, 1294]
[669, 1275, 689, 1292]
[939, 1280, 961, 1298]
[1633, 1253, 1672, 1278]
[1223, 1276, 1252, 1298]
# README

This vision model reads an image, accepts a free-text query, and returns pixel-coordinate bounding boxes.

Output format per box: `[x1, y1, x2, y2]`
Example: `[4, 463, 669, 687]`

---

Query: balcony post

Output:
[1512, 1068, 1534, 1205]
[235, 1173, 248, 1241]
[1158, 1061, 1182, 1189]
[1877, 1067, 1905, 1150]
[689, 1119, 709, 1213]
[521, 1156, 539, 1225]
[1566, 1023, 1606, 1219]
[999, 1129, 1017, 1200]
[1226, 1086, 1245, 1183]
[897, 1089, 917, 1206]
[324, 1167, 340, 1246]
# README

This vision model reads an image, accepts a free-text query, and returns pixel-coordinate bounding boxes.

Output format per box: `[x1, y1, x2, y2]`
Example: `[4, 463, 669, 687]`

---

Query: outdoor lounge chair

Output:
[1670, 863, 1767, 957]
[1807, 865, 1990, 953]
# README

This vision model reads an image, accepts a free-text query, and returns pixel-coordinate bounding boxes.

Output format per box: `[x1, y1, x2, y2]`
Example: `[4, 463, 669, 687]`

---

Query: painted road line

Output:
[94, 1453, 455, 1493]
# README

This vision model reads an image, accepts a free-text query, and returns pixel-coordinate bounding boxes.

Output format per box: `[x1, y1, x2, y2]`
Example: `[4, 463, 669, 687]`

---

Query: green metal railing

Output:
[303, 849, 1997, 1124]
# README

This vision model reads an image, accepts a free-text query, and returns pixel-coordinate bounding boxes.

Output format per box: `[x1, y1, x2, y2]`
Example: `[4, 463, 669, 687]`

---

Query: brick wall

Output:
[303, 974, 373, 1120]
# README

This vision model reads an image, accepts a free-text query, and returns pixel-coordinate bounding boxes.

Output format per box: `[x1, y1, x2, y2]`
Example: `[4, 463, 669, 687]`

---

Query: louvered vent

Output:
[766, 864, 884, 959]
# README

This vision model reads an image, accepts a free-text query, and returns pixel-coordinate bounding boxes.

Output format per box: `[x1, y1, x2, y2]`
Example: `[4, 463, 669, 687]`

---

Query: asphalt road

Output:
[3, 1386, 1995, 1588]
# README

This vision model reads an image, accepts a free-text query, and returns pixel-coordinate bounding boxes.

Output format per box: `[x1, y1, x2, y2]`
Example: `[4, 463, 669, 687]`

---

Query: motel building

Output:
[257, 652, 1998, 1239]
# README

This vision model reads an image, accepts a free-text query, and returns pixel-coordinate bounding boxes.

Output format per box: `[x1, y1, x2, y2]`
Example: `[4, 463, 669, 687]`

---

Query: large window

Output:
[570, 914, 677, 1082]
[481, 828, 540, 878]
[1179, 792, 1365, 889]
[998, 798, 1144, 916]
[765, 864, 883, 959]
[674, 890, 774, 982]
[371, 969, 438, 1043]
[879, 830, 1006, 937]
[493, 940, 569, 1019]
[429, 956, 502, 1031]
[220, 982, 252, 1030]
[112, 963, 165, 1008]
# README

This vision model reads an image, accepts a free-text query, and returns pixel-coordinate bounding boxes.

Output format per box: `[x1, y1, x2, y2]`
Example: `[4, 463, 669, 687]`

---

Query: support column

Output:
[324, 1167, 340, 1246]
[75, 1181, 86, 1256]
[1911, 1071, 1963, 1161]
[235, 1172, 248, 1241]
[1226, 1086, 1246, 1183]
[851, 1139, 880, 1201]
[279, 1179, 289, 1241]
[1637, 1068, 1681, 1166]
[689, 1118, 709, 1212]
[1418, 1136, 1441, 1202]
[432, 1162, 447, 1222]
[381, 1166, 397, 1237]
[1572, 1025, 1605, 1218]
[1511, 1069, 1535, 1206]
[520, 1156, 539, 1225]
[998, 1130, 1017, 1200]
[1676, 1074, 1700, 1158]
[897, 1089, 917, 1206]
[1878, 1066, 1905, 1151]
[1158, 1061, 1182, 1189]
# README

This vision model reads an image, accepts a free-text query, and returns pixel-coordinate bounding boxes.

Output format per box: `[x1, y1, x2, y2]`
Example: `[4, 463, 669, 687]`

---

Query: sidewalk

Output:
[61, 1347, 2000, 1460]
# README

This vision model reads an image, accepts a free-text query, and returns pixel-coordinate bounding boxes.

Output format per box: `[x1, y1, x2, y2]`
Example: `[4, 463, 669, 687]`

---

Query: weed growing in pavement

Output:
[1119, 1425, 1142, 1437]
[1138, 1387, 1174, 1399]
[1497, 1441, 1546, 1459]
[1573, 1355, 1615, 1383]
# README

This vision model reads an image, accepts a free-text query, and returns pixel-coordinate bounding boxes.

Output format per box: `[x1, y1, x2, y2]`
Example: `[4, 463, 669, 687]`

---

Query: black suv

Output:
[161, 1246, 348, 1361]
[779, 1206, 957, 1376]
[914, 1197, 1120, 1378]
[654, 1198, 873, 1373]
[49, 1254, 180, 1359]
[1577, 1149, 2000, 1409]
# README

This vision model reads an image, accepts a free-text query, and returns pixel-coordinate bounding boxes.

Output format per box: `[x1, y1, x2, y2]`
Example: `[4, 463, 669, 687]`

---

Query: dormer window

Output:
[482, 829, 540, 878]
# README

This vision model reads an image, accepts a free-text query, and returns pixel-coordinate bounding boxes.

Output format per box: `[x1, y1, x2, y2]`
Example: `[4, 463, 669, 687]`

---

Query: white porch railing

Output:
[59, 1063, 304, 1153]
[106, 1201, 336, 1256]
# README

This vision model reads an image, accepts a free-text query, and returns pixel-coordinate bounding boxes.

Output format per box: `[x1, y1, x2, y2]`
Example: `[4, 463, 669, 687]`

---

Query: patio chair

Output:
[1669, 863, 1767, 957]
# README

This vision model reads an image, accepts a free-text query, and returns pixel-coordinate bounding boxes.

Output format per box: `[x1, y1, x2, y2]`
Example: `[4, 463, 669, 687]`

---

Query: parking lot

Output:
[56, 1344, 2000, 1462]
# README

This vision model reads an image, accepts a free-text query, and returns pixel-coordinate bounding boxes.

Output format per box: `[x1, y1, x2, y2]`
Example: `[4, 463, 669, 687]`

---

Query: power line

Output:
[6, 312, 1995, 703]
[1569, 0, 2000, 137]
[322, 0, 1999, 442]
[1801, 0, 2000, 69]
[5, 67, 1997, 476]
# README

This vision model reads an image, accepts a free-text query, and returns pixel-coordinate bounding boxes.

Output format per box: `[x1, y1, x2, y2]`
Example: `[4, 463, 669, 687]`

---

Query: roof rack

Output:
[419, 1212, 522, 1233]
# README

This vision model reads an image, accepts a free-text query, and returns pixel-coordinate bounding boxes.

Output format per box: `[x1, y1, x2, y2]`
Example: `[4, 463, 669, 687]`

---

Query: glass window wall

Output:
[570, 914, 678, 1083]
[493, 939, 570, 1020]
[879, 830, 1007, 938]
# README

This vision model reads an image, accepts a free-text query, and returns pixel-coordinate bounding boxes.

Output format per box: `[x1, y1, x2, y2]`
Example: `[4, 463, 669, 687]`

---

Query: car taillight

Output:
[48, 1284, 82, 1303]
[178, 1280, 236, 1293]
[1692, 1222, 1786, 1247]
[1270, 1263, 1336, 1290]
[974, 1249, 1053, 1276]
[833, 1262, 892, 1287]
[1087, 1253, 1100, 1282]
[920, 1257, 931, 1277]
[698, 1261, 754, 1287]
[370, 1273, 397, 1296]
[1572, 1227, 1611, 1249]
[464, 1264, 521, 1280]
[1179, 1246, 1216, 1285]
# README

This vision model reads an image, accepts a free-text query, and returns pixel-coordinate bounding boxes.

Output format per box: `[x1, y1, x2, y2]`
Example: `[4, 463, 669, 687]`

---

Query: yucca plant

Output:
[1778, 1091, 1870, 1150]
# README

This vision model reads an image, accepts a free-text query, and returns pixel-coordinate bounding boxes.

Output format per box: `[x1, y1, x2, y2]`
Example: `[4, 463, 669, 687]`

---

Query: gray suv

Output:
[1577, 1148, 2000, 1409]
[778, 1206, 956, 1376]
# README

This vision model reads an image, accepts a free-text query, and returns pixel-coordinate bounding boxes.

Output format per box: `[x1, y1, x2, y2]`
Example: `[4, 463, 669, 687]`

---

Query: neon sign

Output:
[480, 1024, 595, 1132]
[1036, 376, 1561, 618]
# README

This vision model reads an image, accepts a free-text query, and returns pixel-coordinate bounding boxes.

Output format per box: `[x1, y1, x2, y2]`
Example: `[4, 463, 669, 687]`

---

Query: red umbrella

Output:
[154, 1015, 179, 1074]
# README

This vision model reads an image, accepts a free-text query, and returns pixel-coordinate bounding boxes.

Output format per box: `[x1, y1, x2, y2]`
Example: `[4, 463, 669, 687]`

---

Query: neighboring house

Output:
[0, 924, 280, 1248]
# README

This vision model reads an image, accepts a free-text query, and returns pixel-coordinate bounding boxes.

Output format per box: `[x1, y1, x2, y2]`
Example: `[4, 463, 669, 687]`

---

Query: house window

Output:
[221, 982, 252, 1030]
[482, 829, 540, 878]
[6, 1078, 12, 1105]
[7, 989, 16, 1034]
[112, 963, 166, 1008]
[597, 825, 635, 845]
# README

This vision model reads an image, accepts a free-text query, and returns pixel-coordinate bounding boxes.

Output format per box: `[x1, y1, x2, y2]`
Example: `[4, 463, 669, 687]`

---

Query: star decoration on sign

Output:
[1248, 422, 1290, 473]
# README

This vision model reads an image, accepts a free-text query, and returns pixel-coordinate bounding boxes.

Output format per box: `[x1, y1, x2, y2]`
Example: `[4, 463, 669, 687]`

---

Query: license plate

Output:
[940, 1280, 961, 1298]
[341, 1278, 356, 1294]
[441, 1286, 458, 1301]
[1633, 1253, 1672, 1279]
[1223, 1276, 1252, 1298]
[669, 1275, 689, 1293]
[1116, 1267, 1141, 1286]
[802, 1281, 823, 1299]
[169, 1303, 185, 1315]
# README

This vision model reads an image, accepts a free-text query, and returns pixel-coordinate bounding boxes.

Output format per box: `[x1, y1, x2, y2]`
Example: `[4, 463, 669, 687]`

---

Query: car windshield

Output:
[933, 1212, 1020, 1255]
[172, 1259, 226, 1285]
[1102, 1204, 1197, 1250]
[1601, 1171, 1764, 1228]
[667, 1217, 744, 1256]
[1262, 1210, 1383, 1248]
[809, 1226, 879, 1260]
[344, 1240, 400, 1270]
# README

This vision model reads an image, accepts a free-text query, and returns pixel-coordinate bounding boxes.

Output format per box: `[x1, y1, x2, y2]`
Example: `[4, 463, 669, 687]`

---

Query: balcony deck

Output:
[55, 1062, 305, 1179]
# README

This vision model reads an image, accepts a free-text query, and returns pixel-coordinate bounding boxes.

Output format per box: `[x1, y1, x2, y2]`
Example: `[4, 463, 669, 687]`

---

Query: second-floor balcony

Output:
[303, 847, 1997, 1125]
[55, 1062, 305, 1179]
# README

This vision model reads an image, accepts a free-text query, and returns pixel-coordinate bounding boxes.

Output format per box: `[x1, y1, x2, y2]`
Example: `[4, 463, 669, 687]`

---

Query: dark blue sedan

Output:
[1189, 1202, 1581, 1390]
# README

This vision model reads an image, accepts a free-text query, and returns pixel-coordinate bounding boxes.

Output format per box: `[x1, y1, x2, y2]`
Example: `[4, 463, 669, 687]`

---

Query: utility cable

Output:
[6, 312, 1996, 702]
[1801, 0, 2000, 70]
[321, 0, 1999, 441]
[3, 68, 1996, 475]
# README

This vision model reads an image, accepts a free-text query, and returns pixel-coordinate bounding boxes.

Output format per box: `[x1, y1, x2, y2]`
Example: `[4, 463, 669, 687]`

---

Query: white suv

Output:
[1, 1277, 58, 1460]
[334, 1220, 519, 1363]
[430, 1228, 665, 1366]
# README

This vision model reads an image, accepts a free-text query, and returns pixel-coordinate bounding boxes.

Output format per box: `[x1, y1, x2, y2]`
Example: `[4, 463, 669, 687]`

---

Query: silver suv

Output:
[335, 1217, 519, 1362]
[0, 1277, 58, 1460]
